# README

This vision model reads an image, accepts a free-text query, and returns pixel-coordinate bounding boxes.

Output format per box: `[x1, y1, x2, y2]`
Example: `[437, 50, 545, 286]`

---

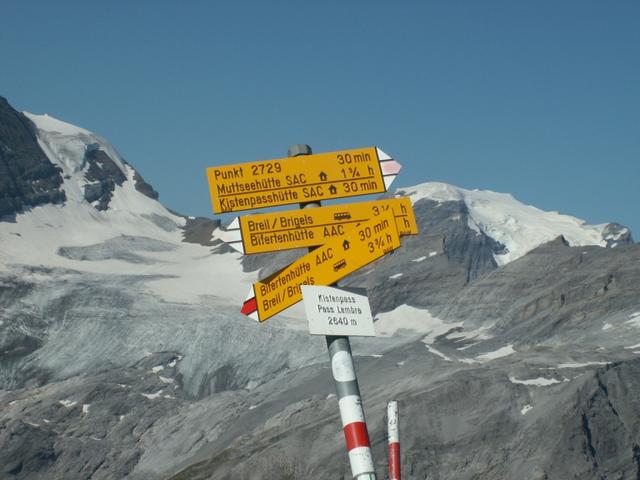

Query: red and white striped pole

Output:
[387, 400, 400, 480]
[288, 145, 376, 479]
[327, 336, 377, 479]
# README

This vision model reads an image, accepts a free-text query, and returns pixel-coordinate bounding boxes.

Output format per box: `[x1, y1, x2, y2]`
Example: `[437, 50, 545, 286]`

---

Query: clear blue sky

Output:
[2, 1, 638, 237]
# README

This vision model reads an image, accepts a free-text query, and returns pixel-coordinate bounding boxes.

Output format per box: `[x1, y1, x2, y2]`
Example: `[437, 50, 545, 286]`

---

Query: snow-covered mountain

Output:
[397, 181, 631, 265]
[1, 97, 640, 480]
[1, 106, 247, 306]
[1, 99, 631, 288]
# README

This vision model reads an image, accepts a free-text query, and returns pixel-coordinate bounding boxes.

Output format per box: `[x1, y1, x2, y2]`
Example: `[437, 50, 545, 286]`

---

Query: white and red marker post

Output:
[290, 144, 378, 479]
[387, 400, 401, 480]
[328, 336, 377, 479]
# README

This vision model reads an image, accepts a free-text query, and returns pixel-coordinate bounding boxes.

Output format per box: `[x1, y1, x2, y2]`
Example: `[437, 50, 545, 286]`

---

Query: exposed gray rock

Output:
[3, 217, 639, 480]
[0, 97, 65, 219]
[152, 240, 640, 480]
[131, 168, 159, 200]
[180, 216, 230, 252]
[602, 222, 634, 247]
[340, 197, 502, 314]
[82, 148, 127, 211]
[439, 242, 640, 350]
[0, 354, 186, 480]
[1, 238, 639, 480]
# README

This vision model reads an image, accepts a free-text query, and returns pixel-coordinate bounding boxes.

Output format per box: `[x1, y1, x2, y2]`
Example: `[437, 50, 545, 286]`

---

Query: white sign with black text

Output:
[301, 285, 376, 337]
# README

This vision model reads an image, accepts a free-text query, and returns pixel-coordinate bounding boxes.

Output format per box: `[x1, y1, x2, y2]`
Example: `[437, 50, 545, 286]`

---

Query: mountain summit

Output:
[397, 181, 632, 265]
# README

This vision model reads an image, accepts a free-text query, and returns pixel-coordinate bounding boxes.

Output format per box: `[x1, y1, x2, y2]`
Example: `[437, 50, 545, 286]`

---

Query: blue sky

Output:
[2, 1, 638, 236]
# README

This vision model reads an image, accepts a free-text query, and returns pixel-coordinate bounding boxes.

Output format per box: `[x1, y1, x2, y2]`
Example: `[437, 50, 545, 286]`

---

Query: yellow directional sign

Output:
[223, 197, 417, 254]
[241, 210, 401, 322]
[206, 147, 401, 213]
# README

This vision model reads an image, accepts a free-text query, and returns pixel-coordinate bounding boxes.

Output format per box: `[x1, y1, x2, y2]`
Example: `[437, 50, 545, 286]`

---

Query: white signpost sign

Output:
[301, 285, 376, 337]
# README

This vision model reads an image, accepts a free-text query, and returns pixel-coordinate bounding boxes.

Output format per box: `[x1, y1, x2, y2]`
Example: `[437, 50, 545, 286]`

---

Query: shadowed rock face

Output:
[180, 216, 230, 251]
[1, 96, 161, 216]
[83, 150, 160, 211]
[341, 197, 502, 314]
[602, 222, 634, 247]
[439, 241, 640, 343]
[0, 97, 65, 218]
[132, 168, 159, 200]
[83, 149, 127, 210]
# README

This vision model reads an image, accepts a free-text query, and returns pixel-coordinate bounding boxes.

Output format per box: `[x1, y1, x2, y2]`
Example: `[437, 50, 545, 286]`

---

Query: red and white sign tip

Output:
[376, 148, 401, 190]
[240, 286, 259, 321]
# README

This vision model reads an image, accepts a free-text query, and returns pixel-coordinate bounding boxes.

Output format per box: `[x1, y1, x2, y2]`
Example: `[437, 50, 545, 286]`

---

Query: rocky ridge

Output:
[0, 97, 66, 218]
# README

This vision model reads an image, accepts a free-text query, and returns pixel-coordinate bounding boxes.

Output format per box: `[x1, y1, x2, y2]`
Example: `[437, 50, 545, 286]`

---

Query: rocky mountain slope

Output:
[1, 96, 638, 479]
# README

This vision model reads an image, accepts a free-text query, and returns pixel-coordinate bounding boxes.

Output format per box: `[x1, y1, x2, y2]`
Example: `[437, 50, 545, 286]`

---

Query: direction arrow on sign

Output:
[220, 197, 418, 254]
[206, 147, 401, 213]
[241, 210, 400, 322]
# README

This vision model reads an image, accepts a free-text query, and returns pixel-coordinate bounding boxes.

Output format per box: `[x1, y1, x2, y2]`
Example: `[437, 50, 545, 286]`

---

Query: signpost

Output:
[206, 146, 401, 213]
[240, 210, 400, 322]
[206, 144, 416, 479]
[220, 197, 417, 255]
[302, 285, 376, 337]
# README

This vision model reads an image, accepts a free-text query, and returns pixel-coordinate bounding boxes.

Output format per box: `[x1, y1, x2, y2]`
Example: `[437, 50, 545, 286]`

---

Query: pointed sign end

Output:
[380, 160, 401, 175]
[241, 295, 258, 320]
[230, 242, 245, 254]
[383, 175, 397, 190]
[376, 147, 392, 161]
[228, 217, 240, 230]
[218, 229, 244, 253]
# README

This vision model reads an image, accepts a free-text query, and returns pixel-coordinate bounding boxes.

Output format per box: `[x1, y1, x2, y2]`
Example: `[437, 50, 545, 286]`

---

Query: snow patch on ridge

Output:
[557, 361, 609, 368]
[375, 304, 461, 341]
[509, 376, 567, 386]
[626, 312, 640, 329]
[401, 182, 463, 204]
[397, 182, 609, 265]
[425, 345, 453, 361]
[476, 345, 515, 362]
[141, 390, 164, 400]
[25, 113, 92, 137]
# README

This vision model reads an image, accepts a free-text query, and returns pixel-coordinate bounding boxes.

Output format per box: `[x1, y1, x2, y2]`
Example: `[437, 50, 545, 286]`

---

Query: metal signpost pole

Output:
[326, 335, 377, 479]
[288, 144, 377, 480]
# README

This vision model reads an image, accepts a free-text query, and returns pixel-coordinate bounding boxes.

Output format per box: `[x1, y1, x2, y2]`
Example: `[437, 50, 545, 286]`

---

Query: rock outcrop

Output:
[0, 97, 65, 218]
